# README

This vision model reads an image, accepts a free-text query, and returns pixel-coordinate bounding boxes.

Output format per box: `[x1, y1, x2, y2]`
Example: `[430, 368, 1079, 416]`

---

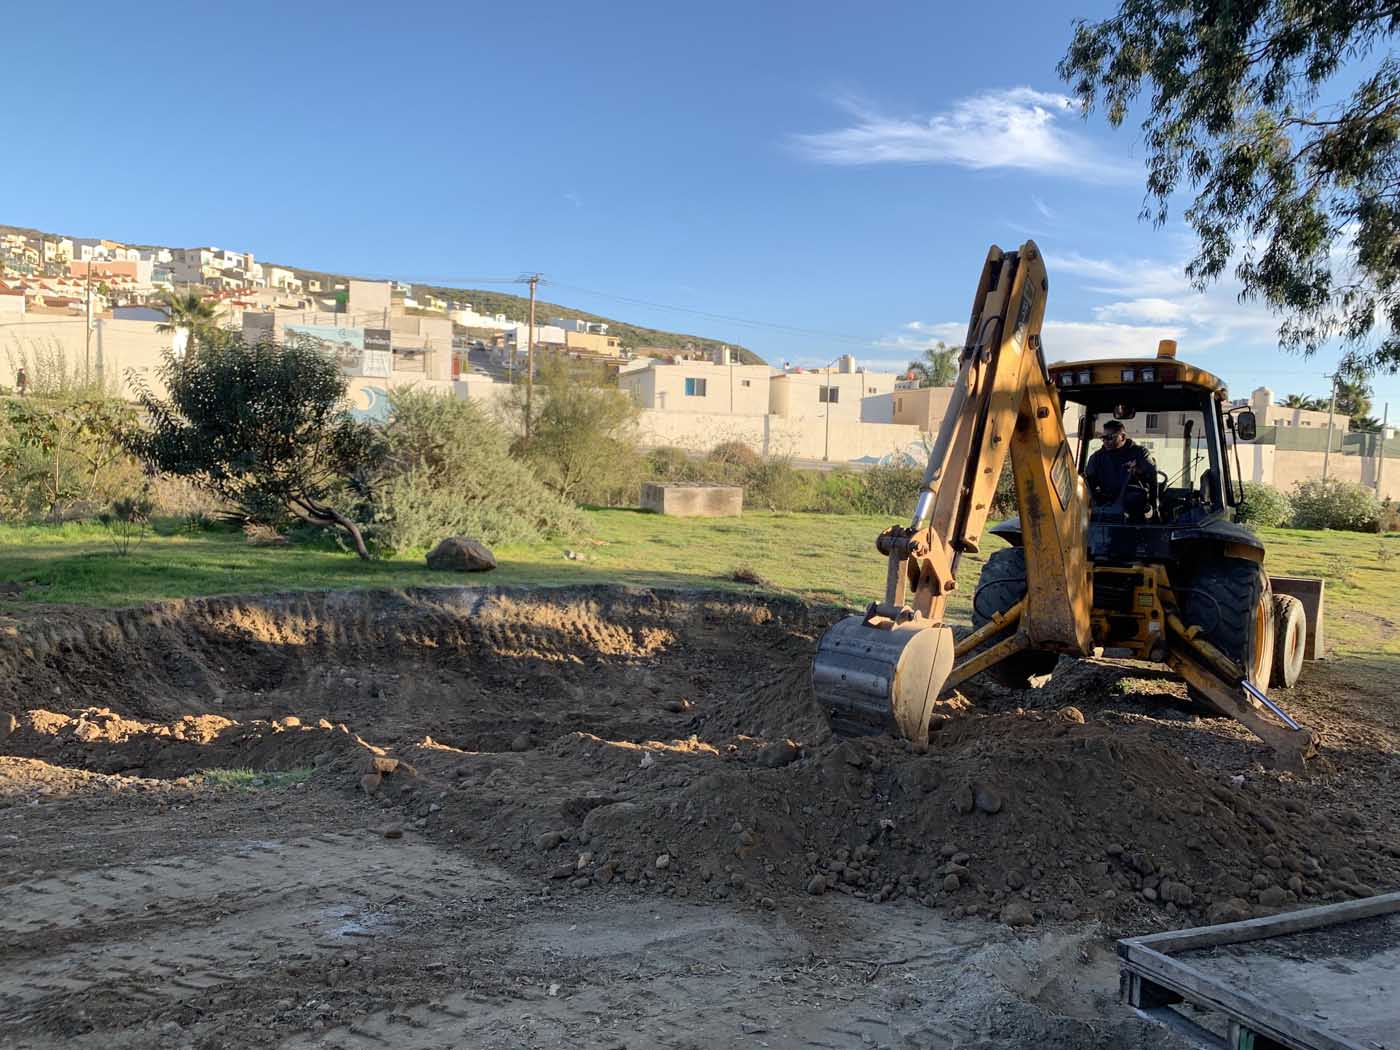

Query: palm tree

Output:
[155, 290, 219, 357]
[1334, 376, 1373, 420]
[905, 342, 959, 387]
[1280, 393, 1326, 411]
[1350, 414, 1382, 433]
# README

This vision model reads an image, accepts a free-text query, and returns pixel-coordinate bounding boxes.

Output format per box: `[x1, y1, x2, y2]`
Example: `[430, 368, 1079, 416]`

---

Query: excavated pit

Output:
[2, 584, 1397, 934]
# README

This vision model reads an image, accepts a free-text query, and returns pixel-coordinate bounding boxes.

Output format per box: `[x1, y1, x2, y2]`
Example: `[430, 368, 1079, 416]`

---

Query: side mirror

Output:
[1236, 409, 1257, 441]
[1113, 404, 1138, 420]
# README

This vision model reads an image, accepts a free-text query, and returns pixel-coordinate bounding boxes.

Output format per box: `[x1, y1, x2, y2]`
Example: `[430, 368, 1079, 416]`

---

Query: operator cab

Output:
[1043, 341, 1260, 566]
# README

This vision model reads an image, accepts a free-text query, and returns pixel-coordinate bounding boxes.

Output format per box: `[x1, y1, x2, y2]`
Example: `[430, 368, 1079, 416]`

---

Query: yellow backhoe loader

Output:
[812, 241, 1320, 770]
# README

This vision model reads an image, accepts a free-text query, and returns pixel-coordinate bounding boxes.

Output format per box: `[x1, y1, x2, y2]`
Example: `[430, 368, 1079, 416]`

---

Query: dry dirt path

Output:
[0, 774, 1181, 1050]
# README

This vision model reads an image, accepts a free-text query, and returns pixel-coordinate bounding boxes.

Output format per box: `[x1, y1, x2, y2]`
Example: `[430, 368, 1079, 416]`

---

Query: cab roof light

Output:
[1078, 369, 1092, 385]
[1121, 368, 1136, 382]
[1139, 366, 1156, 382]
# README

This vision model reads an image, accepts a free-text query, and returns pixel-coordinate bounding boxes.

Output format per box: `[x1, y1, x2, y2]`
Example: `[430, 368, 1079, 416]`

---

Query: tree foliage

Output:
[127, 334, 381, 558]
[1290, 476, 1382, 531]
[1236, 480, 1292, 528]
[905, 342, 959, 387]
[154, 290, 220, 355]
[508, 359, 642, 505]
[1060, 3, 1400, 373]
[373, 389, 584, 549]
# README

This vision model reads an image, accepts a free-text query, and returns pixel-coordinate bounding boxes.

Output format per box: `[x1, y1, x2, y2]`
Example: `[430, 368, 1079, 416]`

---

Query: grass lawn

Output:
[0, 512, 1395, 659]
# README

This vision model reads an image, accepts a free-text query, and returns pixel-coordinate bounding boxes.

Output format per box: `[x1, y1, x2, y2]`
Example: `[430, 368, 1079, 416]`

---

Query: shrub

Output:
[508, 359, 644, 506]
[804, 470, 865, 514]
[646, 446, 695, 481]
[1289, 477, 1382, 532]
[376, 390, 584, 550]
[991, 460, 1017, 518]
[98, 490, 153, 555]
[742, 457, 808, 511]
[708, 441, 761, 469]
[1236, 481, 1292, 528]
[854, 459, 922, 517]
[0, 396, 143, 521]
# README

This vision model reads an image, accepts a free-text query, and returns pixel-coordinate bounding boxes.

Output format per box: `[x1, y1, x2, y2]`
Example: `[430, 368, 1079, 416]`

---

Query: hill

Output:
[0, 222, 762, 364]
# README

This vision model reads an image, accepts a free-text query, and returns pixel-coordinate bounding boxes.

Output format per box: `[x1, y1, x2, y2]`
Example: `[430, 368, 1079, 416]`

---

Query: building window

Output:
[896, 398, 903, 411]
[819, 386, 840, 404]
[684, 377, 707, 397]
[1145, 413, 1159, 431]
[740, 379, 751, 387]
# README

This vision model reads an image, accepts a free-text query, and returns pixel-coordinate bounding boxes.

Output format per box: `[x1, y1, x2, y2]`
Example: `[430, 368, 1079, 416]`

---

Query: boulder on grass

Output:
[426, 536, 497, 572]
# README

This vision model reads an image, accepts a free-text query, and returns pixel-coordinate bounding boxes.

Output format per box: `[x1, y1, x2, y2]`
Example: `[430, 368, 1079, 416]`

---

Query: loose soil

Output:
[2, 584, 1397, 1048]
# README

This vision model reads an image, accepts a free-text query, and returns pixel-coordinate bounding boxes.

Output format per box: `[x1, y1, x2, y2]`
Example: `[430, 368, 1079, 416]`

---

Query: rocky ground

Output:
[1, 585, 1397, 1049]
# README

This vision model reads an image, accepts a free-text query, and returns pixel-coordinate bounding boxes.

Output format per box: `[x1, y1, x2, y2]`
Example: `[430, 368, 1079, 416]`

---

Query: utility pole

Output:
[84, 260, 93, 384]
[1378, 401, 1390, 496]
[1323, 373, 1338, 481]
[524, 273, 541, 440]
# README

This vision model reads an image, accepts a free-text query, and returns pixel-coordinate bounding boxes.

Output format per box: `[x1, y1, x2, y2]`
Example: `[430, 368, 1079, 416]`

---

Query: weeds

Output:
[200, 767, 313, 790]
[98, 492, 153, 555]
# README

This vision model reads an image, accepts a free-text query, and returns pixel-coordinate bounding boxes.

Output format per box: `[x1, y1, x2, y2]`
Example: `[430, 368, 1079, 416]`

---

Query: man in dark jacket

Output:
[1084, 419, 1156, 514]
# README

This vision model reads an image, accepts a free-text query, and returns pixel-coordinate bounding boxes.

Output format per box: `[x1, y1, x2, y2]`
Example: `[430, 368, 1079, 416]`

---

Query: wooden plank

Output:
[1120, 891, 1400, 957]
[1121, 944, 1368, 1050]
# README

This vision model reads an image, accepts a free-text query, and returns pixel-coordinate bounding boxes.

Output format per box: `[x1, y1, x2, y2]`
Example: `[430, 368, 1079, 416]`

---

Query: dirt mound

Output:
[555, 711, 1397, 930]
[3, 584, 1396, 935]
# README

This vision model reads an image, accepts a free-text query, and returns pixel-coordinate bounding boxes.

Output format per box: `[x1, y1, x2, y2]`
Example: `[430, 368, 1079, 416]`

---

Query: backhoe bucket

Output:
[812, 616, 955, 744]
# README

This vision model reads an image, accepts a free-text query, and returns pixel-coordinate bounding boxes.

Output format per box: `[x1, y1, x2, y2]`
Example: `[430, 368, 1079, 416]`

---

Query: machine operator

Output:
[1084, 419, 1156, 514]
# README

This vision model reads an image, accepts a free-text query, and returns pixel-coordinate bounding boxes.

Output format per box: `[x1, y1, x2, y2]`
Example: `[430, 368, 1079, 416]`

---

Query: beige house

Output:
[618, 356, 774, 415]
[891, 385, 956, 431]
[1249, 387, 1334, 429]
[768, 363, 899, 423]
[564, 329, 623, 356]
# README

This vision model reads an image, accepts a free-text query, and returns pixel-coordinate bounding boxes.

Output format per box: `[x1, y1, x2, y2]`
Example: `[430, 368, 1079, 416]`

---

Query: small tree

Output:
[127, 334, 381, 558]
[508, 358, 642, 505]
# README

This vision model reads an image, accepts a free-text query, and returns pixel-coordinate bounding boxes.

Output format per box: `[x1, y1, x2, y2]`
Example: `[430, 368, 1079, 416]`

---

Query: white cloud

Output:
[1093, 297, 1186, 324]
[790, 88, 1132, 181]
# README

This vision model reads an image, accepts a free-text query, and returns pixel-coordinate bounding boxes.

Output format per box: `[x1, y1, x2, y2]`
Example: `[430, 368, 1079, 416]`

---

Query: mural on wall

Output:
[285, 324, 392, 378]
[349, 383, 391, 422]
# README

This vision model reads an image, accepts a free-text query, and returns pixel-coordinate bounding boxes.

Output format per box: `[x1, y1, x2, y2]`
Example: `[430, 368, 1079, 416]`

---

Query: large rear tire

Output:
[1272, 593, 1306, 688]
[1183, 559, 1274, 712]
[972, 547, 1059, 689]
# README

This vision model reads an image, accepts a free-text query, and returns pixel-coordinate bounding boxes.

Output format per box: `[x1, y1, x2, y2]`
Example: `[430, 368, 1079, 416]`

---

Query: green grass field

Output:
[0, 512, 1395, 659]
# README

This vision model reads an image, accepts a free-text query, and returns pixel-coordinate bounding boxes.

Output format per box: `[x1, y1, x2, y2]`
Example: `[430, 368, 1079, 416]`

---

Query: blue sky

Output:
[6, 0, 1395, 409]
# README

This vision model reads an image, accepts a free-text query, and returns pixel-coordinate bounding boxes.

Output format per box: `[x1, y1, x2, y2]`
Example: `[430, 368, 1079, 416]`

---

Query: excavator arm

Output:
[814, 241, 1093, 742]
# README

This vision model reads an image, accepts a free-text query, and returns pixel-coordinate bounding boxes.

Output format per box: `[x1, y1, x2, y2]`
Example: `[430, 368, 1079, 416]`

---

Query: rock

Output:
[511, 733, 532, 753]
[535, 831, 564, 851]
[954, 784, 975, 815]
[973, 785, 1003, 815]
[806, 875, 827, 895]
[381, 825, 403, 840]
[313, 751, 335, 768]
[1208, 897, 1252, 924]
[943, 874, 961, 893]
[1141, 886, 1158, 902]
[758, 740, 800, 768]
[369, 756, 417, 777]
[1057, 706, 1086, 723]
[425, 536, 497, 573]
[760, 896, 776, 910]
[655, 853, 671, 871]
[359, 773, 383, 796]
[549, 863, 574, 879]
[0, 712, 16, 740]
[1006, 870, 1025, 891]
[1000, 899, 1035, 927]
[595, 865, 615, 885]
[1160, 881, 1193, 905]
[277, 716, 302, 728]
[838, 742, 865, 768]
[1258, 886, 1290, 908]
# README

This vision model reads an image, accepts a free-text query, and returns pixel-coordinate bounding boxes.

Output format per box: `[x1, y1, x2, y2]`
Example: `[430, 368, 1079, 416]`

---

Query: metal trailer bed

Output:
[1119, 891, 1400, 1050]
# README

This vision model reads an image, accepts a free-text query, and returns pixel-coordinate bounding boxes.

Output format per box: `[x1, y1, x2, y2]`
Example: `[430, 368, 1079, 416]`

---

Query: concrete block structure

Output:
[639, 482, 743, 517]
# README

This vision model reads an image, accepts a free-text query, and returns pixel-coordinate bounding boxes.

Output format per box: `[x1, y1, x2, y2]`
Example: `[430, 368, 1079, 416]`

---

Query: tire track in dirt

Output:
[0, 832, 514, 1041]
